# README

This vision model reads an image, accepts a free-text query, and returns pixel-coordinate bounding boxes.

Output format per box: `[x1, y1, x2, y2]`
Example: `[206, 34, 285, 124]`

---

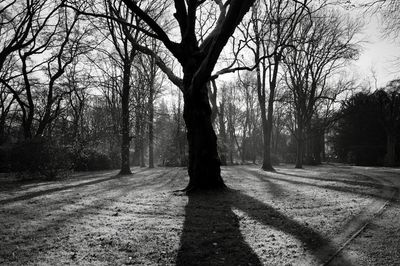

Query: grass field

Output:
[0, 164, 399, 265]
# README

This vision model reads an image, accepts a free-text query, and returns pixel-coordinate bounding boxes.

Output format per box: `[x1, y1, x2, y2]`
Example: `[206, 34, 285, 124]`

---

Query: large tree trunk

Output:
[263, 101, 275, 171]
[261, 106, 273, 171]
[384, 132, 396, 166]
[119, 59, 132, 175]
[182, 82, 225, 192]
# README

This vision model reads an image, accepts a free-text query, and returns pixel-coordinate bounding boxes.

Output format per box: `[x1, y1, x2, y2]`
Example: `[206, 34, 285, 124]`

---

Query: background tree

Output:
[375, 79, 400, 166]
[0, 55, 18, 144]
[244, 0, 311, 171]
[101, 1, 142, 174]
[283, 8, 360, 168]
[332, 91, 387, 165]
[2, 4, 90, 139]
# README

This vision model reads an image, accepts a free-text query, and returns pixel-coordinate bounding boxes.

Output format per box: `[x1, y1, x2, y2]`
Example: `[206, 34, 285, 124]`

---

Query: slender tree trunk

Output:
[22, 107, 34, 140]
[140, 124, 146, 167]
[321, 131, 326, 162]
[274, 125, 280, 154]
[36, 86, 55, 137]
[241, 130, 246, 164]
[385, 132, 396, 166]
[133, 113, 141, 166]
[0, 116, 5, 144]
[295, 123, 304, 168]
[182, 82, 225, 191]
[119, 59, 132, 175]
[176, 94, 184, 166]
[251, 130, 257, 164]
[314, 128, 323, 165]
[260, 103, 273, 170]
[258, 86, 274, 171]
[148, 88, 154, 168]
[218, 97, 227, 166]
[263, 58, 279, 171]
[304, 127, 312, 164]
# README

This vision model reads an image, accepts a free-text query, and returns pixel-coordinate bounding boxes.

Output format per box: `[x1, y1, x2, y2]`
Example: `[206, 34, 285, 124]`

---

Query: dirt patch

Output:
[0, 164, 396, 265]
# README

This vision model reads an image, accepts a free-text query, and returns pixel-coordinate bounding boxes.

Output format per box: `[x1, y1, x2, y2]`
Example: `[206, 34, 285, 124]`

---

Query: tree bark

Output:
[218, 96, 227, 166]
[260, 101, 273, 171]
[295, 124, 304, 168]
[182, 82, 225, 192]
[262, 97, 275, 171]
[148, 86, 154, 168]
[119, 59, 132, 175]
[385, 132, 396, 166]
[140, 124, 146, 167]
[258, 74, 274, 171]
[0, 116, 6, 144]
[321, 131, 326, 162]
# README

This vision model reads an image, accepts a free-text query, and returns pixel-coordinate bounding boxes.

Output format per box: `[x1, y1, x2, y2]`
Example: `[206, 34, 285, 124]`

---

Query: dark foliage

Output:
[332, 91, 399, 166]
[4, 139, 73, 180]
[71, 148, 115, 171]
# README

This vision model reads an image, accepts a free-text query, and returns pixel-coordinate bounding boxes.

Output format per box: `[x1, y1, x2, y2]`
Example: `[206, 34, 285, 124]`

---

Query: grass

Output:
[0, 164, 397, 265]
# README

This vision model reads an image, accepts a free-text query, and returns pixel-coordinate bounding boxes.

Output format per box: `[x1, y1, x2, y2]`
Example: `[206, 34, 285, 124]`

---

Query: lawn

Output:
[0, 164, 398, 265]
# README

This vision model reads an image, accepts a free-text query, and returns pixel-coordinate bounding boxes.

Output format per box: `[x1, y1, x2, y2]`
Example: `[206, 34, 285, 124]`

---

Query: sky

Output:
[213, 3, 400, 90]
[349, 4, 400, 89]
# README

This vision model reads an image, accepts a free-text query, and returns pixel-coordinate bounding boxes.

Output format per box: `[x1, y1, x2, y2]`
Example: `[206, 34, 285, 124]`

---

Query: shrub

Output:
[72, 148, 112, 171]
[8, 139, 72, 180]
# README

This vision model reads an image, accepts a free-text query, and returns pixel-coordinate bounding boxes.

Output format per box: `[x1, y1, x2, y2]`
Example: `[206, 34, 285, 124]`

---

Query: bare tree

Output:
[135, 39, 163, 169]
[0, 0, 67, 72]
[354, 0, 400, 39]
[102, 2, 140, 174]
[0, 54, 18, 143]
[1, 3, 89, 139]
[245, 0, 311, 170]
[283, 8, 360, 168]
[104, 0, 257, 191]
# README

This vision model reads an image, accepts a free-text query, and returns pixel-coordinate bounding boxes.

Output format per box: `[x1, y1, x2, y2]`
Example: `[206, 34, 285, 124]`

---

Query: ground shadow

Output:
[0, 168, 183, 264]
[240, 168, 394, 202]
[0, 168, 165, 205]
[275, 170, 386, 190]
[176, 190, 262, 266]
[176, 189, 353, 265]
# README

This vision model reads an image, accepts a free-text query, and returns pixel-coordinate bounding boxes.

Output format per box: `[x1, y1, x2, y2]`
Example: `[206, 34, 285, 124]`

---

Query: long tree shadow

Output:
[275, 170, 388, 190]
[241, 168, 394, 202]
[0, 168, 185, 264]
[176, 189, 353, 265]
[0, 168, 170, 205]
[176, 190, 263, 266]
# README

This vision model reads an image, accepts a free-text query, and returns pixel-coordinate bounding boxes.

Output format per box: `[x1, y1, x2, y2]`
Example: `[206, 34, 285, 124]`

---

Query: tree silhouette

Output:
[114, 0, 257, 191]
